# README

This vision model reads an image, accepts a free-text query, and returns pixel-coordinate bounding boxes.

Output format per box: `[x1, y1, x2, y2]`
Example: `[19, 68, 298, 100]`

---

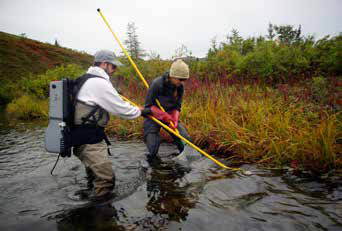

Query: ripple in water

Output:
[0, 126, 341, 231]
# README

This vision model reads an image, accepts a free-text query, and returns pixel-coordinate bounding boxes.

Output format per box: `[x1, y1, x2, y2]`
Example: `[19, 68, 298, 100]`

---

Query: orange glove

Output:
[170, 110, 180, 129]
[150, 106, 172, 124]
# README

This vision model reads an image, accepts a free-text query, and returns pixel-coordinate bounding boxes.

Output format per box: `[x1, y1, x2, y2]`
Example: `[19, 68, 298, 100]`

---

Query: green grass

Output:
[6, 95, 48, 120]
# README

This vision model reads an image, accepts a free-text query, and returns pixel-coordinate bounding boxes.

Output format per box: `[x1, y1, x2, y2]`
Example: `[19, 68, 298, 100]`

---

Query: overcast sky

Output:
[0, 0, 341, 59]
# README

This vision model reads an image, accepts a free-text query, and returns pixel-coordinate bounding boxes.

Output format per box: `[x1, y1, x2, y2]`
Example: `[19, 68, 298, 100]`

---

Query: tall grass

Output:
[107, 76, 340, 172]
[181, 80, 341, 172]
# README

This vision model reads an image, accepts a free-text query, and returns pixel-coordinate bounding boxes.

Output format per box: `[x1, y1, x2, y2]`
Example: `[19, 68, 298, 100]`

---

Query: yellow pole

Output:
[97, 8, 180, 134]
[97, 9, 149, 88]
[119, 95, 240, 171]
[98, 9, 240, 171]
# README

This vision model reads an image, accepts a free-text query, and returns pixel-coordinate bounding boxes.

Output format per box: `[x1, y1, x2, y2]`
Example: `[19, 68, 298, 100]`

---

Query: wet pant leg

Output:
[85, 166, 95, 189]
[143, 118, 161, 160]
[74, 141, 115, 197]
[168, 123, 192, 153]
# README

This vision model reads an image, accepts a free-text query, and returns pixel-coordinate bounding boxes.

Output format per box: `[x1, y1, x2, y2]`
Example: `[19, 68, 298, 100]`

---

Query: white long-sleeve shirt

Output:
[77, 66, 141, 119]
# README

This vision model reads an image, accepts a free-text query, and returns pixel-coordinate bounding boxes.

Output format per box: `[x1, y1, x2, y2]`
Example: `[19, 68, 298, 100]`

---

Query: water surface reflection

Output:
[0, 126, 341, 231]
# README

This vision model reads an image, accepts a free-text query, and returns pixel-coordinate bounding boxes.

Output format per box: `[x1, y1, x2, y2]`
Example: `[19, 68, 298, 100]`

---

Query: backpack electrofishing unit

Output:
[45, 74, 111, 159]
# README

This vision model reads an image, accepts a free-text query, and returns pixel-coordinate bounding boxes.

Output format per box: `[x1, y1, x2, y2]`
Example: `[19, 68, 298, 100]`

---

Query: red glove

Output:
[170, 110, 180, 129]
[150, 106, 172, 124]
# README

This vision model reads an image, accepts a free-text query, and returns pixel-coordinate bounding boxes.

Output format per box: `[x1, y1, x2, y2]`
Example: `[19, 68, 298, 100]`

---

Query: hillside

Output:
[0, 31, 93, 82]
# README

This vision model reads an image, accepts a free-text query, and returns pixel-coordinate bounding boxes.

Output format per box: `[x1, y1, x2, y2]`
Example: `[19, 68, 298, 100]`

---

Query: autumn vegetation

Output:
[0, 24, 341, 173]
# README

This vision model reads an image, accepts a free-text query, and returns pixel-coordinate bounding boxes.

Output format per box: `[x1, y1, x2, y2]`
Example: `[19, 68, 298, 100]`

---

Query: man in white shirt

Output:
[73, 50, 142, 201]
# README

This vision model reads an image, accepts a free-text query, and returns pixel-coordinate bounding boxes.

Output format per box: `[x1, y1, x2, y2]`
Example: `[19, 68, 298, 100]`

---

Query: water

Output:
[0, 125, 341, 231]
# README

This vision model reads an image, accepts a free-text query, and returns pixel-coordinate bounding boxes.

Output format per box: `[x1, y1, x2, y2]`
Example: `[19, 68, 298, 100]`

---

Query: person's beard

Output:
[104, 66, 113, 76]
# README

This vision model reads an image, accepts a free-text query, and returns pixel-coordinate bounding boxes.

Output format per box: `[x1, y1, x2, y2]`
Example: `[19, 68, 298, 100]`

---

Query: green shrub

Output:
[114, 58, 171, 84]
[4, 64, 85, 119]
[197, 48, 241, 80]
[236, 41, 275, 81]
[314, 35, 342, 75]
[0, 81, 19, 104]
[20, 64, 85, 99]
[6, 95, 48, 120]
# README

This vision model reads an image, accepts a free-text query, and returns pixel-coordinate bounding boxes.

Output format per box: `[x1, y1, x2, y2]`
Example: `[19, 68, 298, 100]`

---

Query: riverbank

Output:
[3, 76, 340, 174]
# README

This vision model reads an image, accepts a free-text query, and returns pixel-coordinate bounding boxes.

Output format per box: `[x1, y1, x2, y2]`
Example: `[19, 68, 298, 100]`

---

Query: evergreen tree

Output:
[267, 23, 276, 40]
[124, 22, 145, 61]
[228, 29, 243, 45]
[225, 29, 243, 53]
[208, 36, 218, 57]
[54, 39, 60, 47]
[273, 24, 302, 44]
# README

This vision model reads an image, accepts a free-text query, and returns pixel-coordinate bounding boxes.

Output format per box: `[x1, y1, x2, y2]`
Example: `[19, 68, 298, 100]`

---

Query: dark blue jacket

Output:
[144, 72, 184, 113]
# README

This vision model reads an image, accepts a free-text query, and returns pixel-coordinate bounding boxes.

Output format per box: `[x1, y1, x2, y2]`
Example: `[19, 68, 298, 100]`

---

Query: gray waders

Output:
[143, 117, 191, 161]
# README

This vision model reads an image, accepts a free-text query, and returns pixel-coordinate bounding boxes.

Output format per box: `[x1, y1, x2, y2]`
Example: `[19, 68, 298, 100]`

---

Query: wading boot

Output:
[91, 190, 116, 205]
[146, 154, 161, 167]
[91, 175, 116, 204]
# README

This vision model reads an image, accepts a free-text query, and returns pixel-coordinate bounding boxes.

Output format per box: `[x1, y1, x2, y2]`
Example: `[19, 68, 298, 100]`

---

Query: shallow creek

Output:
[0, 125, 341, 231]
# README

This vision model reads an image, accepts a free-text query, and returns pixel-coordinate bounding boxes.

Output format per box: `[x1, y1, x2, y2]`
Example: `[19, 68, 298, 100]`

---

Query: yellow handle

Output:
[97, 8, 180, 135]
[98, 9, 239, 170]
[97, 9, 149, 88]
[120, 95, 240, 171]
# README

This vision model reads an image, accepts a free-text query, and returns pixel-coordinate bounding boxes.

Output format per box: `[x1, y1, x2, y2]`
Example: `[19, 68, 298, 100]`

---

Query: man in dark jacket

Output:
[142, 59, 191, 163]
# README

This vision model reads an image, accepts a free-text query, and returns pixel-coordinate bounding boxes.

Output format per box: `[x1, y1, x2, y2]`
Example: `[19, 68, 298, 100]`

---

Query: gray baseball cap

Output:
[94, 50, 123, 67]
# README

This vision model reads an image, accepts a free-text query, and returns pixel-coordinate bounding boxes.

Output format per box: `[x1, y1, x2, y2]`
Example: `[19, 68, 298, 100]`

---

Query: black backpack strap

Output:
[98, 109, 104, 121]
[103, 133, 112, 156]
[80, 105, 100, 125]
[75, 74, 107, 126]
[73, 74, 106, 105]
